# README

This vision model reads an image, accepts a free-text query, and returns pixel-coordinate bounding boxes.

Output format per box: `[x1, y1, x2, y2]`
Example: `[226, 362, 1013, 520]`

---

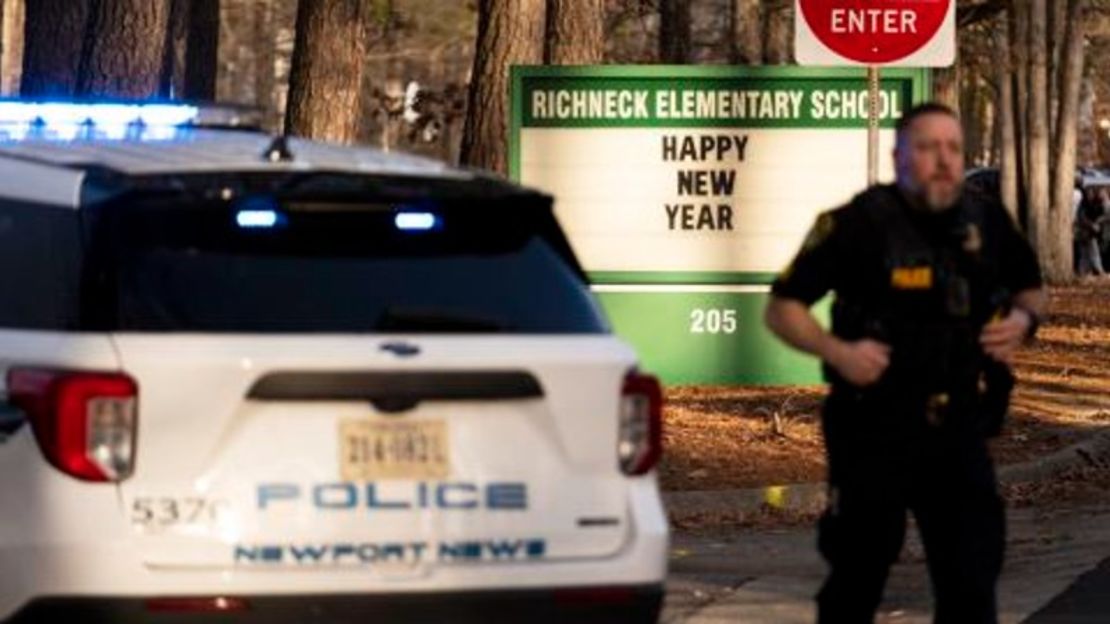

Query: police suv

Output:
[0, 103, 667, 623]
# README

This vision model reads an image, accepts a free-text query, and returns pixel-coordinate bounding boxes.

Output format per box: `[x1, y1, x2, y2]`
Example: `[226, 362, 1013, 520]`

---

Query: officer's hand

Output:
[827, 339, 891, 387]
[980, 309, 1031, 364]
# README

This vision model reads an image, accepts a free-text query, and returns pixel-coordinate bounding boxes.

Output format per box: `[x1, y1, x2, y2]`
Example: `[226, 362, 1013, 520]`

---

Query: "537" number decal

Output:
[130, 497, 228, 528]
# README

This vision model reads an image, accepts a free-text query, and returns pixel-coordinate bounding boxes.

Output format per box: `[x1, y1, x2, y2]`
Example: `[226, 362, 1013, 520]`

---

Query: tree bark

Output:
[762, 0, 792, 64]
[545, 0, 603, 64]
[933, 49, 960, 111]
[1026, 0, 1051, 264]
[963, 76, 989, 166]
[0, 0, 5, 89]
[1047, 0, 1067, 137]
[159, 0, 188, 98]
[21, 0, 89, 96]
[77, 0, 170, 98]
[658, 0, 690, 63]
[1011, 0, 1029, 219]
[1046, 0, 1086, 283]
[0, 0, 22, 95]
[1077, 73, 1095, 166]
[253, 0, 275, 121]
[459, 0, 545, 173]
[285, 0, 374, 144]
[182, 0, 218, 100]
[730, 0, 762, 65]
[996, 13, 1019, 222]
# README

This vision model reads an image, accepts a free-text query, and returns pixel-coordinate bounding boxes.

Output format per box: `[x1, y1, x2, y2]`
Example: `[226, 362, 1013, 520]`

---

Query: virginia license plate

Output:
[339, 419, 449, 480]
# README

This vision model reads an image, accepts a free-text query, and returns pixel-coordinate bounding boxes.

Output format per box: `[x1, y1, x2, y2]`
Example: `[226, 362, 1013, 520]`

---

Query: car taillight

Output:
[619, 372, 663, 476]
[7, 368, 138, 482]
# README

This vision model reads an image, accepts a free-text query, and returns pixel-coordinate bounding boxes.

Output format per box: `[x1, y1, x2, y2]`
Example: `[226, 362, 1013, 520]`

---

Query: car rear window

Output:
[77, 190, 608, 334]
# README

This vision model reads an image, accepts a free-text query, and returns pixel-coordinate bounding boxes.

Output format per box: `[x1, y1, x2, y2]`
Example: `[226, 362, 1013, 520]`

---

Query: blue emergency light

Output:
[0, 102, 200, 141]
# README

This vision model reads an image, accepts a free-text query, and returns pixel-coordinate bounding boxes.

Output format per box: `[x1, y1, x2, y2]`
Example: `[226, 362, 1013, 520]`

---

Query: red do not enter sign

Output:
[798, 0, 951, 65]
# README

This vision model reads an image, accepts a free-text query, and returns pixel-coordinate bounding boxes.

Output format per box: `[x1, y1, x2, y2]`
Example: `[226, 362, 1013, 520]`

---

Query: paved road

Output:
[1025, 555, 1110, 623]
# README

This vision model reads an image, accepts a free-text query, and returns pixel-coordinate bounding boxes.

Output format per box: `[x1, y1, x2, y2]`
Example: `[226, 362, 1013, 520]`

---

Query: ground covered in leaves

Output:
[660, 281, 1110, 493]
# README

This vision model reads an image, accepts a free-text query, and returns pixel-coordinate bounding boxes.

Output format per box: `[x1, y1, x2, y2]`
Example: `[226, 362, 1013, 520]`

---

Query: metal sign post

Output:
[868, 66, 880, 186]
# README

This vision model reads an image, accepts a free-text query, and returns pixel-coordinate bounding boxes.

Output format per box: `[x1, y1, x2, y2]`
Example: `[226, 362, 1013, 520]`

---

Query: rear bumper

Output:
[4, 585, 663, 624]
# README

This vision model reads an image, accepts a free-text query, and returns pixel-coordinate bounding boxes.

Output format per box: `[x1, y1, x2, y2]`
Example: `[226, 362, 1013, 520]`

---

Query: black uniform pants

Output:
[815, 391, 1006, 624]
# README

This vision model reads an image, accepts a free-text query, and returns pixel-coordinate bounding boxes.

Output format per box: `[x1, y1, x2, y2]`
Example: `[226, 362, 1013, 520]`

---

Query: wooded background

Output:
[0, 0, 1105, 283]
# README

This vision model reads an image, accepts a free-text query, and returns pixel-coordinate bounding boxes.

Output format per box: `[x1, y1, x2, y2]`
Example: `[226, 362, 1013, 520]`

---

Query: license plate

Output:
[339, 419, 449, 480]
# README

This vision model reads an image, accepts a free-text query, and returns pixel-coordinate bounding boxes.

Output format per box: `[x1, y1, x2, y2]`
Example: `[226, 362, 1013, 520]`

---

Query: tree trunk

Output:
[1077, 73, 1095, 166]
[962, 72, 982, 164]
[762, 0, 792, 64]
[545, 0, 603, 64]
[253, 0, 275, 124]
[1046, 0, 1086, 283]
[996, 13, 1019, 222]
[159, 0, 188, 98]
[285, 0, 374, 144]
[658, 0, 690, 63]
[21, 0, 89, 96]
[76, 0, 170, 98]
[0, 0, 5, 89]
[459, 0, 545, 173]
[730, 0, 761, 64]
[933, 47, 960, 111]
[1026, 0, 1051, 263]
[183, 0, 218, 100]
[1011, 0, 1029, 223]
[1, 0, 23, 95]
[1047, 0, 1067, 137]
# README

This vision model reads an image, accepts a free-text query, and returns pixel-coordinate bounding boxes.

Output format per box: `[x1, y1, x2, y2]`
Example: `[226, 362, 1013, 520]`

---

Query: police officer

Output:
[764, 102, 1046, 623]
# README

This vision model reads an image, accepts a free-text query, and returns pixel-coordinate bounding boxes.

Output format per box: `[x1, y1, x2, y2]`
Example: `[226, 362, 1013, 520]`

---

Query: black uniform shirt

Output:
[772, 185, 1042, 311]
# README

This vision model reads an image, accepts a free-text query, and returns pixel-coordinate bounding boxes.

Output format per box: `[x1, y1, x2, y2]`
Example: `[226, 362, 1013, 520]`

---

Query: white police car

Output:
[0, 102, 667, 623]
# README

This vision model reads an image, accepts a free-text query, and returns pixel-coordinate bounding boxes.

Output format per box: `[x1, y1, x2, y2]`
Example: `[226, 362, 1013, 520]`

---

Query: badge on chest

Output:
[890, 265, 934, 290]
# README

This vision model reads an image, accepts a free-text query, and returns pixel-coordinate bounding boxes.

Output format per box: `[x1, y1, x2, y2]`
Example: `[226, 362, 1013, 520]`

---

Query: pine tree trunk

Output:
[658, 0, 690, 63]
[76, 0, 170, 98]
[0, 0, 5, 89]
[1012, 0, 1029, 221]
[962, 73, 981, 164]
[285, 0, 373, 144]
[253, 0, 275, 126]
[546, 0, 603, 64]
[1078, 74, 1095, 166]
[997, 13, 1020, 222]
[459, 0, 545, 173]
[1026, 0, 1051, 264]
[183, 0, 218, 100]
[730, 0, 761, 64]
[159, 0, 188, 98]
[933, 47, 960, 111]
[21, 0, 89, 96]
[1047, 0, 1086, 283]
[762, 0, 792, 64]
[1047, 0, 1067, 138]
[1, 0, 22, 95]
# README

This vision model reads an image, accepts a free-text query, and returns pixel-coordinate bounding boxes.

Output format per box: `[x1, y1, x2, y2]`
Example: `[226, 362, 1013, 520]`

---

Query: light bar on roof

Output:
[0, 102, 200, 141]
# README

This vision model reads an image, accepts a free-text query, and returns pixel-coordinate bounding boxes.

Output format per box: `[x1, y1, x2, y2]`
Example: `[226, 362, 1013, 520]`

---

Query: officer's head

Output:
[894, 103, 964, 212]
